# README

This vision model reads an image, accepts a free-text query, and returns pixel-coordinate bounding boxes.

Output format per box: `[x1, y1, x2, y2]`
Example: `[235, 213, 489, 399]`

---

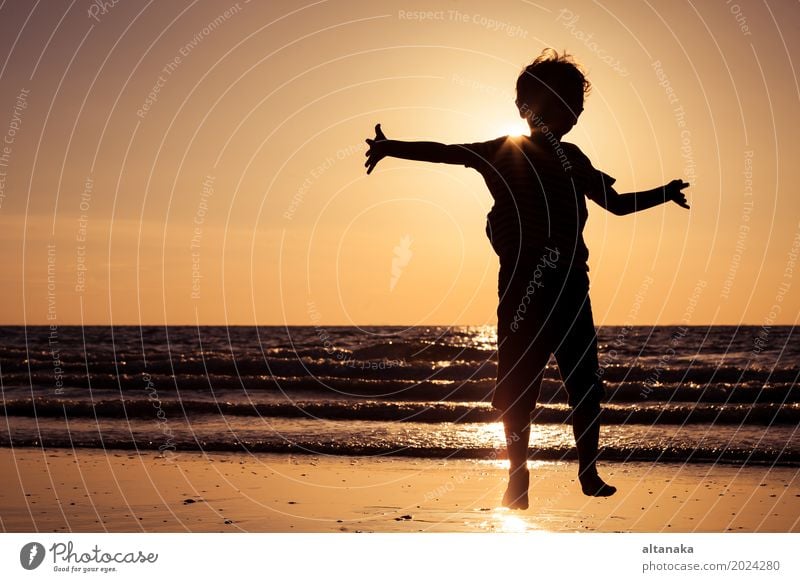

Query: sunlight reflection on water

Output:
[481, 508, 547, 532]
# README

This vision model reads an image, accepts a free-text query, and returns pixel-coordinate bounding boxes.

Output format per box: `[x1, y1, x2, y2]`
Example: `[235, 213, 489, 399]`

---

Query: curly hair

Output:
[516, 49, 590, 115]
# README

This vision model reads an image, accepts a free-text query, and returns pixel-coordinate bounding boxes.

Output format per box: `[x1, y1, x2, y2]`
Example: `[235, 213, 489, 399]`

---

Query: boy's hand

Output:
[364, 123, 388, 175]
[665, 179, 691, 209]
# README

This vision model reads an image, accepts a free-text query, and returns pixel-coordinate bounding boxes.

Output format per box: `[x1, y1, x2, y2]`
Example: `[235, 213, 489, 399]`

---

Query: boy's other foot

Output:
[579, 473, 617, 497]
[501, 468, 530, 509]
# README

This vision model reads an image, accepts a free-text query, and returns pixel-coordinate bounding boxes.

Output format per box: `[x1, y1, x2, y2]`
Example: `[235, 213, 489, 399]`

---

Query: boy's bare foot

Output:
[501, 467, 530, 509]
[579, 473, 617, 497]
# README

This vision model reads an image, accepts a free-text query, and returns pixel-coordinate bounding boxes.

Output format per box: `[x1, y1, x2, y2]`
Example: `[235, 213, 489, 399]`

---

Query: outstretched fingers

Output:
[670, 179, 691, 209]
[364, 124, 388, 175]
[364, 151, 380, 174]
[678, 180, 690, 208]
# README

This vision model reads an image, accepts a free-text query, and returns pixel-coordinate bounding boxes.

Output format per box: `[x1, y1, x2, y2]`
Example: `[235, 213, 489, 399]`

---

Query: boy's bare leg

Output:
[552, 276, 616, 497]
[572, 404, 616, 497]
[501, 408, 531, 509]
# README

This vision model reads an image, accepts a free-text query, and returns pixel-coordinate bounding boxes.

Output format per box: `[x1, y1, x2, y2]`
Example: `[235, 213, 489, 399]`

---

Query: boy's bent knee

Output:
[568, 382, 604, 413]
[499, 405, 532, 428]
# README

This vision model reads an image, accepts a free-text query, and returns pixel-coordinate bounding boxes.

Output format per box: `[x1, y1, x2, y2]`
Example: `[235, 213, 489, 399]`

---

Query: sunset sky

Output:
[0, 0, 797, 326]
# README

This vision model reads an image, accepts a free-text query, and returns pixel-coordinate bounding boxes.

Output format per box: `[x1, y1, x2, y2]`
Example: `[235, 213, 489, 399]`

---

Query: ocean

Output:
[1, 325, 797, 466]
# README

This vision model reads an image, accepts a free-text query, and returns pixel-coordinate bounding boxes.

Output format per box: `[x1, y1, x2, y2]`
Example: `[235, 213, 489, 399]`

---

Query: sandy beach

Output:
[1, 447, 797, 533]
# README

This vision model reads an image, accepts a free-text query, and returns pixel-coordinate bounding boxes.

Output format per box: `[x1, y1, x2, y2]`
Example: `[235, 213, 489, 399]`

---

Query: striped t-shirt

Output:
[457, 135, 616, 271]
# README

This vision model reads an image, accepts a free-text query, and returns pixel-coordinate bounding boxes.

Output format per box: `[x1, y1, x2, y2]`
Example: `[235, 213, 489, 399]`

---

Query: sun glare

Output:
[497, 121, 529, 137]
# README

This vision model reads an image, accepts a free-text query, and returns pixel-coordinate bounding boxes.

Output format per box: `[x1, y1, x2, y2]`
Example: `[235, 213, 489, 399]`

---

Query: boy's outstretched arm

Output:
[596, 179, 690, 215]
[365, 123, 469, 174]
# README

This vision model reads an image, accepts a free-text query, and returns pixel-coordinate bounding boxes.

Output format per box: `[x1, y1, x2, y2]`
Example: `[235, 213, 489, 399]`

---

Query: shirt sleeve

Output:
[564, 143, 617, 203]
[453, 136, 506, 171]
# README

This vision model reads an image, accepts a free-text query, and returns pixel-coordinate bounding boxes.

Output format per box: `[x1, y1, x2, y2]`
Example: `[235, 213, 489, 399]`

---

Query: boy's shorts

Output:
[492, 251, 605, 417]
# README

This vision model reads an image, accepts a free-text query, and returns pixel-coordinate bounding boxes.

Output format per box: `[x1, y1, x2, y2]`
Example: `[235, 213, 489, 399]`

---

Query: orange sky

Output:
[0, 0, 797, 326]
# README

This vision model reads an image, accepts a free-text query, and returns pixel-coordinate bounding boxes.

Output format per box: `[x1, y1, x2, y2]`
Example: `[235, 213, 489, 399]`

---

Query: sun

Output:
[497, 120, 530, 138]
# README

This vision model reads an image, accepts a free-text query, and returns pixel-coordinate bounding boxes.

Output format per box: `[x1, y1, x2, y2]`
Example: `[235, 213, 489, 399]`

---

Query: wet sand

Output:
[1, 447, 798, 532]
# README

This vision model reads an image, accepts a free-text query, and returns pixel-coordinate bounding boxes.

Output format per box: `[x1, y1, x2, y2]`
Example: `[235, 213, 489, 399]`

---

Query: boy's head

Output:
[515, 49, 590, 137]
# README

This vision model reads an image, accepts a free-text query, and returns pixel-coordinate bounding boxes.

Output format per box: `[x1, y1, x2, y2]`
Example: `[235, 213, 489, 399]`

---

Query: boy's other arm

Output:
[595, 179, 690, 215]
[365, 123, 470, 174]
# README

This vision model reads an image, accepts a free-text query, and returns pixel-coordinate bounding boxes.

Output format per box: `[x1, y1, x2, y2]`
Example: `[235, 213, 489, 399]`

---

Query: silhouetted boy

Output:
[365, 49, 689, 509]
